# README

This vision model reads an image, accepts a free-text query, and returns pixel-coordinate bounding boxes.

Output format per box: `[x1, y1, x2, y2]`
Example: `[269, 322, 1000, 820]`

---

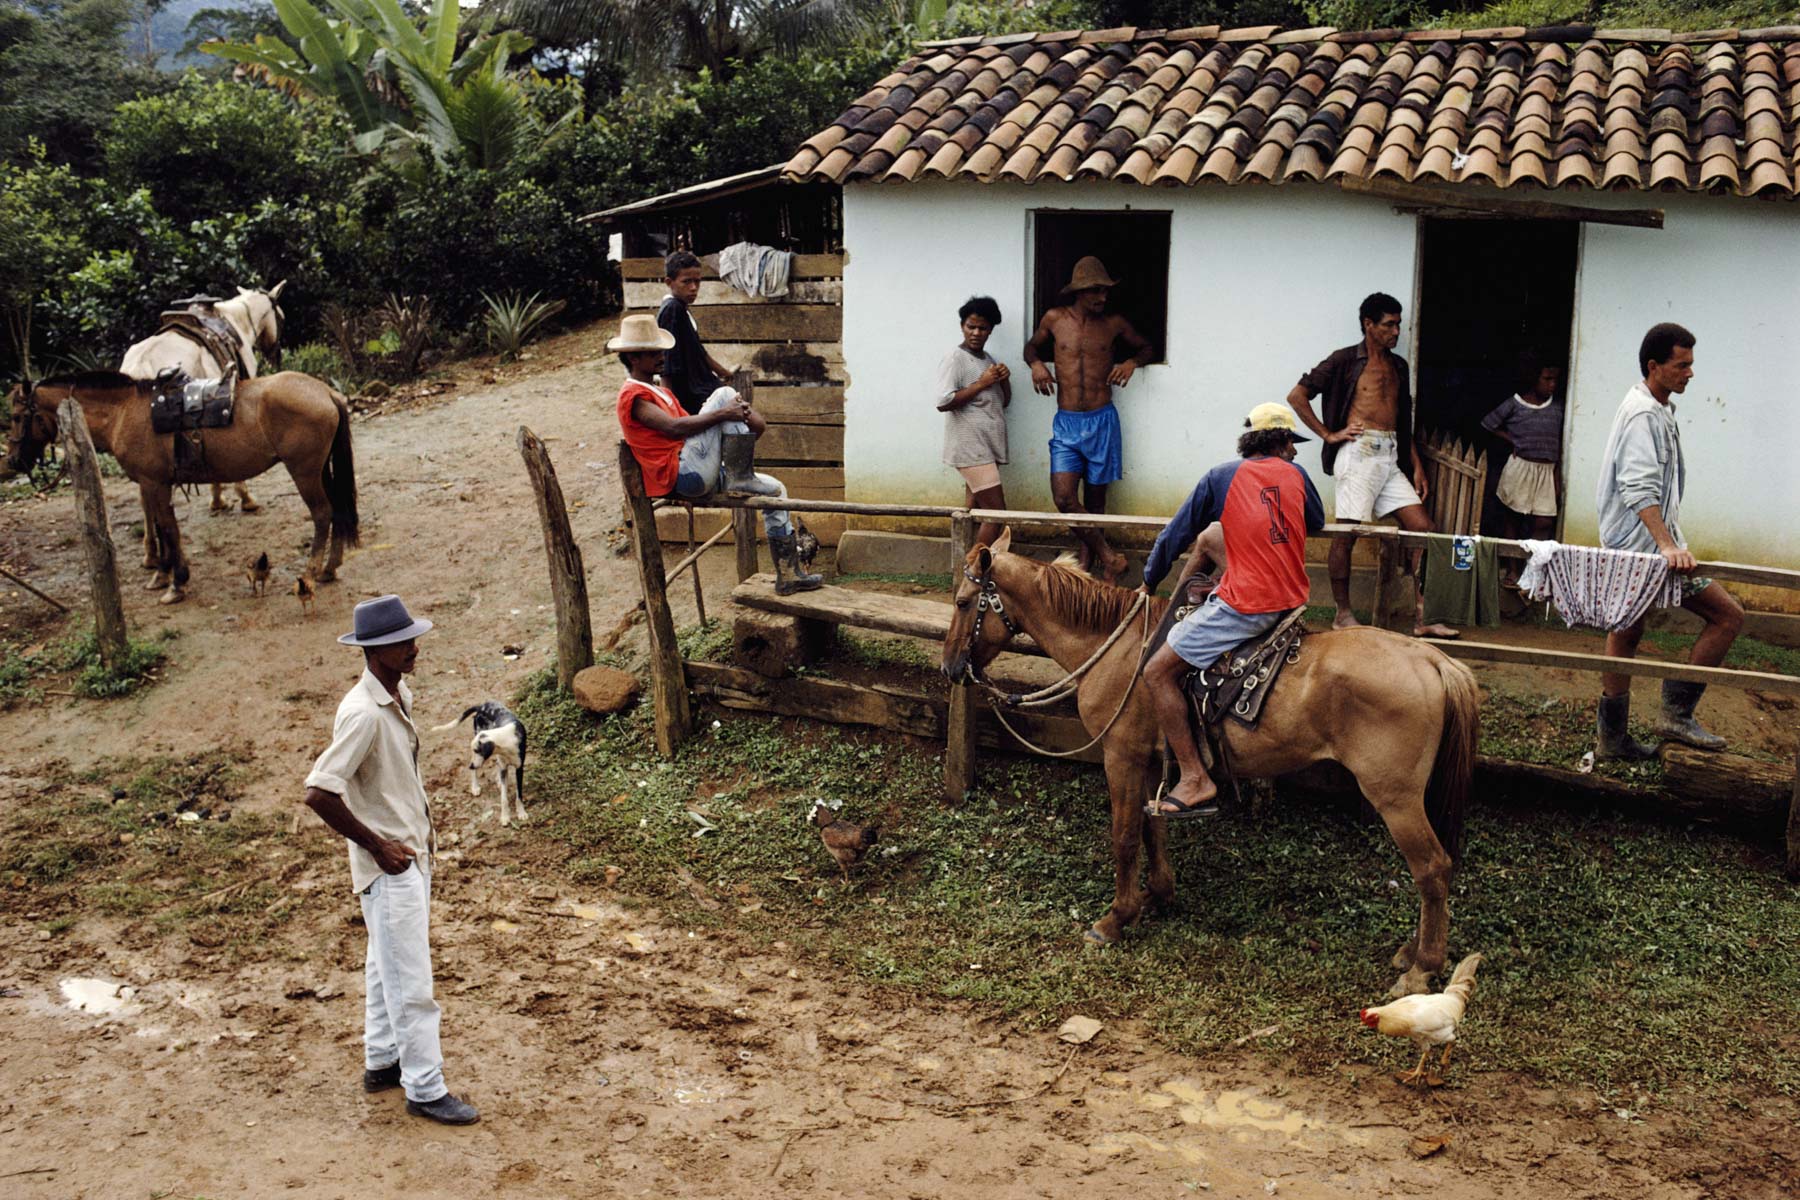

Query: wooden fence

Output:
[619, 254, 848, 547]
[1415, 428, 1488, 536]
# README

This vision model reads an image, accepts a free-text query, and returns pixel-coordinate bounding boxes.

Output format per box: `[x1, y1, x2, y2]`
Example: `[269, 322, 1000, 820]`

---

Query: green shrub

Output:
[481, 290, 566, 360]
[56, 631, 167, 698]
[282, 341, 352, 390]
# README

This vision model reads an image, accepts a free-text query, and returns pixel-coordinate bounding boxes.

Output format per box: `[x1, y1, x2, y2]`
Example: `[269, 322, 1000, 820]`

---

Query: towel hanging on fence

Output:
[1515, 540, 1687, 631]
[718, 242, 792, 299]
[1420, 534, 1501, 629]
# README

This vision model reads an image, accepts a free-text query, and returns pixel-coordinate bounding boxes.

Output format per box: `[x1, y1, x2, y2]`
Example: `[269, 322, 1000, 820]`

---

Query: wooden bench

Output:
[729, 573, 1045, 657]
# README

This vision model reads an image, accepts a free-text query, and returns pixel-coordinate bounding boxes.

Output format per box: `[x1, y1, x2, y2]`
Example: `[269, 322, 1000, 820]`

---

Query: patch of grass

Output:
[833, 630, 934, 672]
[0, 630, 167, 704]
[1642, 629, 1800, 680]
[0, 752, 304, 954]
[835, 570, 954, 592]
[676, 618, 733, 663]
[516, 672, 1800, 1100]
[1480, 687, 1664, 784]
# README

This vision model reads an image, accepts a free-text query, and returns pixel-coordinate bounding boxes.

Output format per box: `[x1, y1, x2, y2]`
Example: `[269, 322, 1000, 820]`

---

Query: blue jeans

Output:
[360, 859, 445, 1103]
[673, 388, 794, 540]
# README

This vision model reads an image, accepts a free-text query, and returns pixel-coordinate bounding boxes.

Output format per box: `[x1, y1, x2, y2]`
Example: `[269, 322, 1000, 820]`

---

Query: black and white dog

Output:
[432, 701, 528, 826]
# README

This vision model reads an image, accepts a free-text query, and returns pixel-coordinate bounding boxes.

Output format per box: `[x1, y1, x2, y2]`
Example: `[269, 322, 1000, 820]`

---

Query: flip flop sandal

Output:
[1144, 780, 1220, 821]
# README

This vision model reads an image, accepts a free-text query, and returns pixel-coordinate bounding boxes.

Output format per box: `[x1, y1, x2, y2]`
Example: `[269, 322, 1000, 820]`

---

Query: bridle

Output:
[953, 555, 1153, 760]
[6, 381, 58, 472]
[256, 289, 285, 368]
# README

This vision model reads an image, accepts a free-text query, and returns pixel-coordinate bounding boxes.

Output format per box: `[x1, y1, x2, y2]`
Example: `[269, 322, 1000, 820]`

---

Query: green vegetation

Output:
[836, 570, 956, 592]
[1642, 627, 1800, 680]
[481, 290, 568, 361]
[513, 669, 1800, 1099]
[0, 752, 307, 953]
[0, 629, 168, 703]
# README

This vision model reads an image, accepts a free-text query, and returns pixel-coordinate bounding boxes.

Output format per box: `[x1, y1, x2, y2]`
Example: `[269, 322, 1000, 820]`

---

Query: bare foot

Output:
[1414, 622, 1459, 639]
[1332, 609, 1361, 630]
[1149, 775, 1218, 817]
[1098, 551, 1130, 587]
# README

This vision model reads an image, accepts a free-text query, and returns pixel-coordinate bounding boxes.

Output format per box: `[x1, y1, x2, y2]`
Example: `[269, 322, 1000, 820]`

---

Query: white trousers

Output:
[359, 859, 445, 1103]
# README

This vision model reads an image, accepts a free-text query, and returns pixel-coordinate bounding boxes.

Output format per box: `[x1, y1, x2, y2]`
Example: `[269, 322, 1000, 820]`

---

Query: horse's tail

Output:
[1425, 655, 1479, 866]
[322, 389, 359, 548]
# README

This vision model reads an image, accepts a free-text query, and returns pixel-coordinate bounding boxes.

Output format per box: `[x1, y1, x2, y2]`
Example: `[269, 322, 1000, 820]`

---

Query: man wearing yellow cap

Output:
[1023, 256, 1155, 584]
[1138, 405, 1324, 818]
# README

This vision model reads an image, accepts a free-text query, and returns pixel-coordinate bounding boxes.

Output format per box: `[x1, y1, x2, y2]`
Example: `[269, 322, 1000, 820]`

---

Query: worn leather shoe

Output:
[406, 1093, 480, 1125]
[363, 1063, 402, 1093]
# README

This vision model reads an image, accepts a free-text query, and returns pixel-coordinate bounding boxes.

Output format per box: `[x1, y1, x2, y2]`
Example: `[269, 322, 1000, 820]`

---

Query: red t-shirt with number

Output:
[1141, 457, 1325, 614]
[616, 379, 685, 497]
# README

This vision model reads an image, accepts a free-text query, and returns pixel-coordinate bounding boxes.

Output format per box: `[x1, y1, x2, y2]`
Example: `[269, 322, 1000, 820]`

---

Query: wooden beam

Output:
[753, 422, 843, 463]
[519, 426, 593, 689]
[665, 520, 734, 585]
[1338, 175, 1664, 229]
[618, 442, 692, 754]
[622, 279, 841, 308]
[692, 304, 841, 343]
[1430, 639, 1800, 695]
[58, 396, 127, 664]
[687, 661, 943, 739]
[751, 386, 844, 425]
[730, 572, 1046, 656]
[969, 506, 1168, 532]
[945, 511, 978, 801]
[619, 254, 845, 281]
[1789, 736, 1800, 882]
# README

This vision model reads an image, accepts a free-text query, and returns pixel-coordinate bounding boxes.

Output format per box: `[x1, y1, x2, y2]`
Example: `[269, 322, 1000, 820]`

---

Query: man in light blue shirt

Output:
[1593, 324, 1743, 758]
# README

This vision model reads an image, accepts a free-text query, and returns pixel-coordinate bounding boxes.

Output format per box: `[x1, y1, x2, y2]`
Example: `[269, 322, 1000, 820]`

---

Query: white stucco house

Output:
[770, 23, 1800, 607]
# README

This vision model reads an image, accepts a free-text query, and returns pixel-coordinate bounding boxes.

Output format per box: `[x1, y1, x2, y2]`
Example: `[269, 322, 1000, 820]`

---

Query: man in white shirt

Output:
[303, 595, 479, 1125]
[1593, 324, 1743, 758]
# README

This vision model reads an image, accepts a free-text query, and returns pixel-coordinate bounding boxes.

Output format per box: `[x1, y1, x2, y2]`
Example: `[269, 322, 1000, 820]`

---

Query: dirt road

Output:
[1, 328, 1793, 1198]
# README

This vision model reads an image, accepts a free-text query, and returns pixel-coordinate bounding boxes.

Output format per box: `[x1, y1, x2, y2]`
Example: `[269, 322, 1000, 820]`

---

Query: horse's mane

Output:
[35, 370, 140, 391]
[1028, 553, 1166, 630]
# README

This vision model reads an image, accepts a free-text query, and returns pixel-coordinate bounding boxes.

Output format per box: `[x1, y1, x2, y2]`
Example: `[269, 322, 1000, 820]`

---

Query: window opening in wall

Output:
[1030, 210, 1171, 365]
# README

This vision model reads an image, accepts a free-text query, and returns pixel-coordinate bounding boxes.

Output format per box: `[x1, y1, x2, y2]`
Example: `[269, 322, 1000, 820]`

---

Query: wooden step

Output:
[730, 573, 1046, 657]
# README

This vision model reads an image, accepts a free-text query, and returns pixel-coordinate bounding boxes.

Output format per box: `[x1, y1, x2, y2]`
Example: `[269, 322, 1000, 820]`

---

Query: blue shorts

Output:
[1167, 594, 1284, 670]
[1049, 403, 1122, 486]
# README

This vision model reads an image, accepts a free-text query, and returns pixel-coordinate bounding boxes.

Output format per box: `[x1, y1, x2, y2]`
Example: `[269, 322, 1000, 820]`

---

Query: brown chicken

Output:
[246, 551, 270, 596]
[1359, 952, 1483, 1087]
[812, 803, 878, 884]
[292, 574, 315, 617]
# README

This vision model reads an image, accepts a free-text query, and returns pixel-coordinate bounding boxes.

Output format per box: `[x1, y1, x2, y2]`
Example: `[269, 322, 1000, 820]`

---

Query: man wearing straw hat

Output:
[303, 595, 479, 1126]
[612, 313, 823, 594]
[1024, 255, 1155, 585]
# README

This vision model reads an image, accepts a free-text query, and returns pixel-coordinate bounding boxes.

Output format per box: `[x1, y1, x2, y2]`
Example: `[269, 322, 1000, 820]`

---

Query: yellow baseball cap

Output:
[1244, 402, 1310, 443]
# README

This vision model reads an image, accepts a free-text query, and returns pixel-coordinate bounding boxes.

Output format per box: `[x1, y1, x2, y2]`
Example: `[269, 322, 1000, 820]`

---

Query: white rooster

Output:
[1359, 952, 1483, 1087]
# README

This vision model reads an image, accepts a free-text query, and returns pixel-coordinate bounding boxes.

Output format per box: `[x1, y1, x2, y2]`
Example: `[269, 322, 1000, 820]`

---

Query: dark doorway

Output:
[1415, 218, 1578, 535]
[1031, 210, 1171, 363]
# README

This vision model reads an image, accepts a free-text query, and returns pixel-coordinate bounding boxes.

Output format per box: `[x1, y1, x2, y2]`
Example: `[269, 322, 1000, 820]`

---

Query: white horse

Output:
[118, 284, 285, 564]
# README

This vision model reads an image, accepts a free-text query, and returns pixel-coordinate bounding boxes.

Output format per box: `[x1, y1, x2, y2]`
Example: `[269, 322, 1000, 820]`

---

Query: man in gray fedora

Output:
[303, 595, 478, 1125]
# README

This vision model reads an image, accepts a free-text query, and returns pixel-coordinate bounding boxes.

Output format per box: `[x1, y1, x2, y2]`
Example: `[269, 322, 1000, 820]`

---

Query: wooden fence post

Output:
[944, 510, 977, 801]
[518, 426, 593, 689]
[731, 368, 760, 581]
[58, 397, 127, 664]
[618, 442, 692, 755]
[1786, 735, 1800, 881]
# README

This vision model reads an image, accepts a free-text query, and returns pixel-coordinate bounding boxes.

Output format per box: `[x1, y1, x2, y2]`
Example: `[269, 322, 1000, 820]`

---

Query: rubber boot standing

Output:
[1595, 693, 1658, 760]
[719, 432, 780, 496]
[769, 533, 823, 596]
[1654, 680, 1727, 750]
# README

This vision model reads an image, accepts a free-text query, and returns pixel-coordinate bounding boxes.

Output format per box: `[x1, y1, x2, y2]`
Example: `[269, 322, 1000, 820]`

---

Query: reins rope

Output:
[961, 567, 1154, 759]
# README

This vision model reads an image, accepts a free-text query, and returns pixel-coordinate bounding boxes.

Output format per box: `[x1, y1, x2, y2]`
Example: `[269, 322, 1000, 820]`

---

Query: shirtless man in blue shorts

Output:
[1024, 256, 1154, 585]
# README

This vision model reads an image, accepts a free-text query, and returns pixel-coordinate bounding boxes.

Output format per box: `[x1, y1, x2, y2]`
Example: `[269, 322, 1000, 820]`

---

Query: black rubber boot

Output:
[1596, 694, 1658, 760]
[1655, 680, 1727, 751]
[719, 432, 780, 496]
[769, 533, 823, 596]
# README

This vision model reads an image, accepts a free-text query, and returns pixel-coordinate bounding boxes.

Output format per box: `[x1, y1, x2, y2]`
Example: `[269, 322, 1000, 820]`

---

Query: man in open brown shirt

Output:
[1288, 292, 1456, 638]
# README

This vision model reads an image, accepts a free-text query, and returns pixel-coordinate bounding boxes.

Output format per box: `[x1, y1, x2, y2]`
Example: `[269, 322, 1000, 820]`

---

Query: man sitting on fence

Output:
[1138, 404, 1324, 819]
[1594, 322, 1743, 757]
[612, 314, 822, 595]
[1287, 292, 1457, 638]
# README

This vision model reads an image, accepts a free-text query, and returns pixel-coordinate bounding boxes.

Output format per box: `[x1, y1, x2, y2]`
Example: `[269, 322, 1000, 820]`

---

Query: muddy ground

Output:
[1, 323, 1794, 1199]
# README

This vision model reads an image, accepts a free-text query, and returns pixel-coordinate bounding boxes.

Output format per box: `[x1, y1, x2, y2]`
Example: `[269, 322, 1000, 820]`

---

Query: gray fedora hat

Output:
[338, 594, 434, 646]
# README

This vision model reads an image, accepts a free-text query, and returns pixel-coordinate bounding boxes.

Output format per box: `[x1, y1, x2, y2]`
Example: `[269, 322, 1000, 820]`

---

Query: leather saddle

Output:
[157, 304, 253, 377]
[150, 367, 237, 481]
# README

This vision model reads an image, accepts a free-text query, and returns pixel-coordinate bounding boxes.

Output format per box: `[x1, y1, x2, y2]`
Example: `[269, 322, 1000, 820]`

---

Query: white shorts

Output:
[1333, 431, 1422, 522]
[1496, 456, 1558, 517]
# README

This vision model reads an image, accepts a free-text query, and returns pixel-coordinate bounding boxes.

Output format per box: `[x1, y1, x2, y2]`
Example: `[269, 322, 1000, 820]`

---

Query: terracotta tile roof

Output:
[782, 24, 1800, 198]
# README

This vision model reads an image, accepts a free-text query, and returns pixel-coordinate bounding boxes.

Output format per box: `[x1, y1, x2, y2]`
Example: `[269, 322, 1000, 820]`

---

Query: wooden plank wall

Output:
[622, 253, 847, 545]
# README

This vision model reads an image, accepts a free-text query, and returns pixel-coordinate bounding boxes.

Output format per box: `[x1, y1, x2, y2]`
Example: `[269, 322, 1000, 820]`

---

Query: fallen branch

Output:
[0, 565, 69, 612]
[0, 1167, 56, 1179]
[935, 1045, 1080, 1111]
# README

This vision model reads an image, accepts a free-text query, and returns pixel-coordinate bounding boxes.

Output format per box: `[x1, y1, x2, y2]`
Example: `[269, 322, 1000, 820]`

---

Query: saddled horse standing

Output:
[6, 371, 357, 604]
[941, 530, 1478, 997]
[120, 283, 287, 528]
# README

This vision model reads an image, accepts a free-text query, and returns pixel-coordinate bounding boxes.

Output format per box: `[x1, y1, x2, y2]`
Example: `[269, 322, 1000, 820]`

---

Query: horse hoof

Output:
[1388, 969, 1432, 999]
[159, 589, 184, 606]
[238, 501, 260, 513]
[316, 570, 336, 584]
[1391, 944, 1417, 972]
[145, 575, 169, 591]
[1083, 926, 1118, 948]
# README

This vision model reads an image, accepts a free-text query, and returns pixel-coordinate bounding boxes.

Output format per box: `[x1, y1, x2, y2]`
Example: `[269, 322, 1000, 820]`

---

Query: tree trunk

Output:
[517, 426, 593, 689]
[58, 397, 127, 665]
[619, 441, 692, 755]
[944, 511, 977, 800]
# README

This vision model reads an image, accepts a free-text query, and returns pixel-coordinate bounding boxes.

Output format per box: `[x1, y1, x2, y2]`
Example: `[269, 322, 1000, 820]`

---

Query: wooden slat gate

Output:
[1415, 428, 1488, 536]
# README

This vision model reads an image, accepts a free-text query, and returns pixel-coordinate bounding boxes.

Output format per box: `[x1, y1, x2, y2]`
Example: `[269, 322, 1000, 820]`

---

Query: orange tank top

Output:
[616, 379, 684, 496]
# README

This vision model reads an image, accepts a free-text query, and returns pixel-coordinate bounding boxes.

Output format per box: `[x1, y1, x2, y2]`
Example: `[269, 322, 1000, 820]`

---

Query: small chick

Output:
[812, 802, 878, 884]
[792, 519, 821, 571]
[246, 551, 270, 596]
[1359, 952, 1483, 1087]
[292, 574, 315, 617]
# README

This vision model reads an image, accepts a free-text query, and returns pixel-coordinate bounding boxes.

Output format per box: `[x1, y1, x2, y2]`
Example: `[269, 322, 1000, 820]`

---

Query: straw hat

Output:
[1061, 256, 1120, 294]
[1244, 402, 1310, 443]
[606, 313, 676, 353]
